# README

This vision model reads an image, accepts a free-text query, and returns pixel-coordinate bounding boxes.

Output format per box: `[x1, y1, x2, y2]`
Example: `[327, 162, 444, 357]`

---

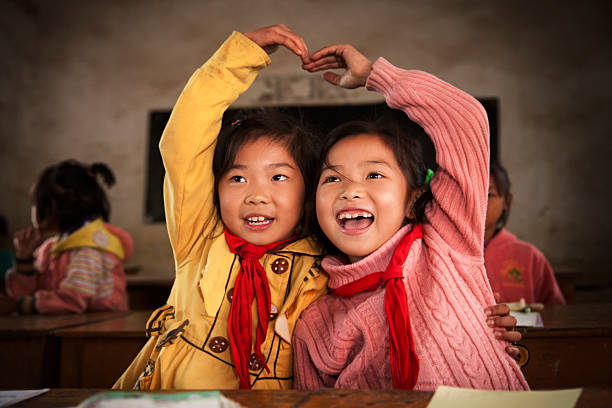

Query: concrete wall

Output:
[1, 1, 610, 286]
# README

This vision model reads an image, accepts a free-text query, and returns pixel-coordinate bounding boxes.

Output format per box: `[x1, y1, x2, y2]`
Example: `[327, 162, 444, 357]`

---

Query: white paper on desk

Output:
[75, 391, 241, 408]
[510, 311, 543, 327]
[427, 386, 582, 408]
[0, 389, 49, 408]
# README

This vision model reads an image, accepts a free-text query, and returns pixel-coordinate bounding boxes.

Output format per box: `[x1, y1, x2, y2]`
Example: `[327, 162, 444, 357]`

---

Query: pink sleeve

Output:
[35, 248, 107, 314]
[5, 268, 38, 298]
[366, 59, 489, 257]
[532, 250, 566, 305]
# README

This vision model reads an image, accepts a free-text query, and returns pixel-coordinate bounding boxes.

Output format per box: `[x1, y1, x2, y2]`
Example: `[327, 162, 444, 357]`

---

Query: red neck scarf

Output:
[224, 228, 296, 389]
[332, 224, 423, 389]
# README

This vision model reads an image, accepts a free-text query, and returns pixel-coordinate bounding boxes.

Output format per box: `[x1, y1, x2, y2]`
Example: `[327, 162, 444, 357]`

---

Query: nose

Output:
[340, 180, 364, 200]
[245, 183, 271, 205]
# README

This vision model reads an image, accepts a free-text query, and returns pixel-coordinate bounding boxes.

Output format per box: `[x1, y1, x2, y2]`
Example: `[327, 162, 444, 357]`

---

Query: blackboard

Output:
[145, 99, 498, 222]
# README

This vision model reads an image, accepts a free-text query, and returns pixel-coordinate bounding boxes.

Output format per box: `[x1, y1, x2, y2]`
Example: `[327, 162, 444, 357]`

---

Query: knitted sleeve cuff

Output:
[15, 257, 36, 276]
[17, 295, 38, 314]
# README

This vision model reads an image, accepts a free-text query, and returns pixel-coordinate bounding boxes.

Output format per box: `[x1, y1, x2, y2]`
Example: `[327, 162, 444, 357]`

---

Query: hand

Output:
[13, 226, 44, 259]
[244, 24, 309, 63]
[302, 44, 372, 89]
[485, 303, 522, 360]
[485, 303, 522, 343]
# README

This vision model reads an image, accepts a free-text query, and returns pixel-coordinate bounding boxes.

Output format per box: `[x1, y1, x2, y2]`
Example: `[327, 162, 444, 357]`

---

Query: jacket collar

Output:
[51, 218, 127, 260]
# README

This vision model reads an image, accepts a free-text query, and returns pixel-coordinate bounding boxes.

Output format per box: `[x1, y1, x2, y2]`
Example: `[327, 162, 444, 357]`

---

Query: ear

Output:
[404, 187, 426, 219]
[505, 192, 514, 211]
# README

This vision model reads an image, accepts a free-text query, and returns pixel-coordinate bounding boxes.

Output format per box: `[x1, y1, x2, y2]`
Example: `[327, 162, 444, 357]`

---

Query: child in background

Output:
[114, 25, 328, 391]
[484, 161, 565, 305]
[115, 25, 521, 391]
[2, 160, 132, 314]
[293, 43, 528, 390]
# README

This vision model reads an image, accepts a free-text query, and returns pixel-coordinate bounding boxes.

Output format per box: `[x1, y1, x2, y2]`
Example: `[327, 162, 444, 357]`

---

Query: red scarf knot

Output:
[224, 228, 296, 389]
[332, 224, 423, 389]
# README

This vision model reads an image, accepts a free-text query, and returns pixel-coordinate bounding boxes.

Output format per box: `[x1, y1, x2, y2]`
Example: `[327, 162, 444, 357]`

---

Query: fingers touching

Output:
[244, 24, 308, 62]
[243, 27, 373, 89]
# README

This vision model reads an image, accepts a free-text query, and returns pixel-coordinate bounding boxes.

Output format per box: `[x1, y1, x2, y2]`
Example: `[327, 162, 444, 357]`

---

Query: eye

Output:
[367, 172, 383, 179]
[272, 174, 288, 181]
[230, 175, 246, 183]
[322, 175, 340, 183]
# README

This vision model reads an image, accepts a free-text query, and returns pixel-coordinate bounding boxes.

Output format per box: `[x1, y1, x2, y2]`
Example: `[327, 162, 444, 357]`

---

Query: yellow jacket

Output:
[114, 32, 327, 390]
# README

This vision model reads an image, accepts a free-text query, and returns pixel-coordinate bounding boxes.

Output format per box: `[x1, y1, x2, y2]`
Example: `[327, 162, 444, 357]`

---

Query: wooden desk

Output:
[10, 388, 612, 408]
[0, 312, 128, 388]
[521, 304, 612, 389]
[56, 310, 151, 387]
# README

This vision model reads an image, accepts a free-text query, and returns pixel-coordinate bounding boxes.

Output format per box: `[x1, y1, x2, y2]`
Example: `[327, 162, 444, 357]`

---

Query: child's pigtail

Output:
[89, 163, 116, 188]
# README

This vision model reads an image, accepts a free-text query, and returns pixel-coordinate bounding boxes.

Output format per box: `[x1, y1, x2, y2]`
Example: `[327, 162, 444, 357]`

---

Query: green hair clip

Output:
[424, 168, 435, 186]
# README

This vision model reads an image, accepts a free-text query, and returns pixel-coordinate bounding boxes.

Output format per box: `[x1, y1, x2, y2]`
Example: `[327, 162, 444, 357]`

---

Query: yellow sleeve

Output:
[160, 31, 271, 266]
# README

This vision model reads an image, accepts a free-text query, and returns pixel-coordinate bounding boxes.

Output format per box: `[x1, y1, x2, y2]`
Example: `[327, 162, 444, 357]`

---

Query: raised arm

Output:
[160, 26, 308, 264]
[159, 32, 270, 264]
[304, 45, 489, 257]
[366, 62, 489, 257]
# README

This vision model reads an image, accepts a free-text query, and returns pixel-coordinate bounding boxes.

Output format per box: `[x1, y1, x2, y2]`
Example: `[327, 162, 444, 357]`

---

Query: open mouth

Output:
[245, 215, 274, 226]
[336, 210, 374, 231]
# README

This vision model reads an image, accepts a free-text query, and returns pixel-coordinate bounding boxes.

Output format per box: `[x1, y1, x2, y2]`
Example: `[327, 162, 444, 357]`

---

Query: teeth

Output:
[247, 216, 271, 225]
[337, 212, 373, 220]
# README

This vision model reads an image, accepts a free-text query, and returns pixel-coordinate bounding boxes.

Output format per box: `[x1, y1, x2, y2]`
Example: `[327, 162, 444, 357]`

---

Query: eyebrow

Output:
[322, 160, 391, 171]
[363, 160, 391, 167]
[229, 162, 297, 171]
[321, 164, 341, 172]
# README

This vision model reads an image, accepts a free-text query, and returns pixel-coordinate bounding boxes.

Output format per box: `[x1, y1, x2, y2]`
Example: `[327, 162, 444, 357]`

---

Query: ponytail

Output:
[89, 163, 116, 188]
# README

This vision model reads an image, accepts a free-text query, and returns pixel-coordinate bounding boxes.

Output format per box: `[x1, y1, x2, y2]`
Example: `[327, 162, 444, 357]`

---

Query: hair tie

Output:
[231, 119, 241, 127]
[423, 169, 435, 186]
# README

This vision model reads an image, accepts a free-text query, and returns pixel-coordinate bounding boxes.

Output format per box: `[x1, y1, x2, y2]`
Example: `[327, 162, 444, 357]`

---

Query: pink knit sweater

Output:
[292, 58, 529, 391]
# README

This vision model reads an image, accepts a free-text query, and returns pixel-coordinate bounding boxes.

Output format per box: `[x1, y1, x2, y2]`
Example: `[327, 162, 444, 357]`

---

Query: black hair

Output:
[489, 159, 512, 228]
[310, 116, 438, 255]
[212, 110, 321, 238]
[32, 159, 115, 233]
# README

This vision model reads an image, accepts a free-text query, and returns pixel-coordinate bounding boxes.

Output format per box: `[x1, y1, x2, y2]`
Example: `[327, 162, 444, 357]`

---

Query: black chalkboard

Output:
[145, 99, 498, 223]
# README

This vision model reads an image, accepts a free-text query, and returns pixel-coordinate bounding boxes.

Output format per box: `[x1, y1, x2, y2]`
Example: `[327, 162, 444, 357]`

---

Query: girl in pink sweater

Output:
[293, 44, 529, 390]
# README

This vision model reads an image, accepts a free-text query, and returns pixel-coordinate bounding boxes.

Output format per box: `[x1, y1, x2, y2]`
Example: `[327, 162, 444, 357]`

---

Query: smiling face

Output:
[218, 137, 305, 246]
[316, 133, 415, 263]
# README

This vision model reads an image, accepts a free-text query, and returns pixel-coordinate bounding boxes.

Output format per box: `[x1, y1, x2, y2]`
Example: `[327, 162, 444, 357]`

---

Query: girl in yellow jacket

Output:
[115, 25, 327, 390]
[115, 24, 521, 390]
